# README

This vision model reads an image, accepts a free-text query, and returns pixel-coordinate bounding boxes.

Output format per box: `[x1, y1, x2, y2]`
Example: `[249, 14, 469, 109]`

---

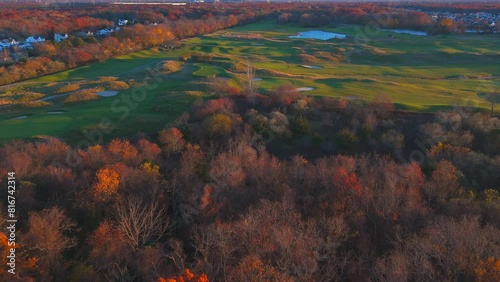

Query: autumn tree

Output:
[268, 84, 301, 107]
[424, 160, 462, 205]
[209, 152, 246, 190]
[91, 167, 120, 202]
[402, 216, 500, 281]
[208, 77, 232, 97]
[202, 114, 233, 138]
[137, 138, 161, 161]
[88, 220, 132, 281]
[115, 197, 172, 249]
[23, 208, 77, 279]
[160, 269, 209, 282]
[107, 139, 139, 165]
[475, 257, 500, 282]
[158, 127, 185, 156]
[369, 94, 394, 118]
[431, 17, 456, 35]
[228, 256, 292, 282]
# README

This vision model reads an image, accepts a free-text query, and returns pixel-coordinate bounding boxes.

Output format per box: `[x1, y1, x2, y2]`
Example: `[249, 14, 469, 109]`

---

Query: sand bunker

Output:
[97, 90, 119, 97]
[301, 65, 323, 69]
[10, 115, 28, 120]
[296, 87, 315, 92]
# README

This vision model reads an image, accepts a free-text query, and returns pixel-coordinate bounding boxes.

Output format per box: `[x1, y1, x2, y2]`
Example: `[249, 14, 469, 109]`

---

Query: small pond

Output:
[289, 30, 346, 40]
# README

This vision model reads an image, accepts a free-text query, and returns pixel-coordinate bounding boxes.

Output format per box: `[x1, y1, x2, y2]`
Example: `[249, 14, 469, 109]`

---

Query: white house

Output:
[0, 39, 19, 50]
[54, 33, 69, 42]
[118, 19, 128, 26]
[26, 36, 46, 43]
[0, 42, 10, 50]
[18, 43, 33, 50]
[97, 28, 114, 36]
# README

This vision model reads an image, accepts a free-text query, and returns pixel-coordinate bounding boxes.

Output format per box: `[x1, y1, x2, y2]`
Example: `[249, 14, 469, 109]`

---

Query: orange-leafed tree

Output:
[88, 220, 131, 280]
[424, 160, 461, 205]
[0, 232, 37, 280]
[91, 168, 120, 202]
[475, 257, 500, 282]
[107, 139, 139, 164]
[159, 269, 209, 282]
[137, 138, 161, 161]
[158, 127, 185, 155]
[228, 256, 292, 282]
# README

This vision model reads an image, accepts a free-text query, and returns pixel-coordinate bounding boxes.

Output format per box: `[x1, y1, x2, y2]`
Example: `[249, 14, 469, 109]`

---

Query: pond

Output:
[289, 30, 346, 40]
[381, 28, 427, 36]
[47, 111, 66, 114]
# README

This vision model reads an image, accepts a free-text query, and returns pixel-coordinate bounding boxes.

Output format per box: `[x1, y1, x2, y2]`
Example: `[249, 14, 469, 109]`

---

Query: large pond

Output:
[289, 30, 346, 40]
[381, 28, 427, 36]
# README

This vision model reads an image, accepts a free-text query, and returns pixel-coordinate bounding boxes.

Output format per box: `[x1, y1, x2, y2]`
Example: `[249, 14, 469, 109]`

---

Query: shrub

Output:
[162, 60, 183, 74]
[269, 84, 301, 107]
[54, 84, 80, 94]
[23, 101, 51, 108]
[292, 114, 311, 136]
[381, 129, 405, 150]
[180, 53, 191, 61]
[194, 98, 235, 120]
[268, 111, 291, 136]
[63, 89, 99, 104]
[336, 129, 359, 150]
[248, 112, 269, 133]
[105, 81, 129, 90]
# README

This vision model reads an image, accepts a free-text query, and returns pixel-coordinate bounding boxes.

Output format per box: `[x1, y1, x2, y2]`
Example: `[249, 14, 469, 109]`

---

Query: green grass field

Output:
[0, 20, 498, 142]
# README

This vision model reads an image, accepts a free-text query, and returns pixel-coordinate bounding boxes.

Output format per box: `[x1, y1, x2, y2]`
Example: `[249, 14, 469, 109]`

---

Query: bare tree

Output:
[487, 88, 498, 115]
[23, 207, 77, 278]
[244, 59, 258, 107]
[115, 197, 172, 249]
